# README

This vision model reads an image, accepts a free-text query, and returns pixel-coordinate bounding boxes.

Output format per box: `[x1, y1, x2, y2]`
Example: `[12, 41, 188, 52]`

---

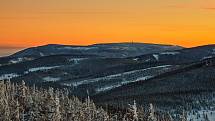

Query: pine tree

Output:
[128, 100, 138, 121]
[204, 113, 210, 121]
[14, 99, 21, 121]
[0, 81, 201, 121]
[53, 95, 62, 121]
[167, 112, 174, 121]
[148, 103, 157, 121]
[180, 110, 187, 121]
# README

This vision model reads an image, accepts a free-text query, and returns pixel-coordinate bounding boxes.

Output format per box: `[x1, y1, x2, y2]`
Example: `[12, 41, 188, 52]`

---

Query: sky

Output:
[0, 0, 215, 49]
[0, 48, 23, 57]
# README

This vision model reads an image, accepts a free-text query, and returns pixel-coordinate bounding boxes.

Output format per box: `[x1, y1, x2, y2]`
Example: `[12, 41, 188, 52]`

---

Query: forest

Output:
[0, 80, 190, 121]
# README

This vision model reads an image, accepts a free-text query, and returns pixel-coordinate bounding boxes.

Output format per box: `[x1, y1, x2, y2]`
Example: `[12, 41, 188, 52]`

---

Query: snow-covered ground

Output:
[25, 66, 60, 74]
[160, 51, 180, 55]
[95, 84, 121, 92]
[58, 47, 98, 50]
[68, 58, 87, 64]
[187, 109, 215, 121]
[0, 73, 19, 80]
[153, 54, 159, 61]
[60, 83, 72, 87]
[61, 65, 173, 92]
[9, 58, 24, 64]
[212, 49, 215, 54]
[133, 58, 139, 61]
[95, 76, 153, 92]
[202, 56, 213, 60]
[71, 65, 172, 87]
[39, 52, 45, 56]
[43, 76, 61, 82]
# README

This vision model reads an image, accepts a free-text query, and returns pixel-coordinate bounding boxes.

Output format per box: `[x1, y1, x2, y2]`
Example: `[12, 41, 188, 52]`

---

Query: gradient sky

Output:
[0, 0, 215, 48]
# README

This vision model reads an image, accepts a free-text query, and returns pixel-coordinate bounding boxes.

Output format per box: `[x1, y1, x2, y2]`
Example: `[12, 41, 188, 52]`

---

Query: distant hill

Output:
[0, 42, 183, 68]
[131, 44, 215, 64]
[11, 43, 183, 58]
[1, 43, 215, 111]
[93, 57, 215, 107]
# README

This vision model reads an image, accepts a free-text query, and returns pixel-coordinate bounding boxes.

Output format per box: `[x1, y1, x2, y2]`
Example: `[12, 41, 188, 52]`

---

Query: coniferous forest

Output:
[1, 44, 215, 121]
[0, 81, 183, 121]
[1, 0, 215, 120]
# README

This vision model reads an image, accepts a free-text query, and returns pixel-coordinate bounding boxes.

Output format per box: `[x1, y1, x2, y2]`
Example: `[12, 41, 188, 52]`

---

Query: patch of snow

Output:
[63, 72, 68, 75]
[9, 57, 33, 64]
[25, 66, 60, 74]
[154, 65, 172, 68]
[58, 47, 97, 50]
[133, 58, 139, 61]
[153, 54, 159, 61]
[71, 65, 172, 87]
[43, 76, 60, 82]
[187, 110, 215, 121]
[212, 49, 215, 54]
[133, 76, 153, 82]
[60, 47, 75, 50]
[160, 51, 180, 55]
[144, 59, 151, 62]
[68, 58, 86, 64]
[96, 84, 121, 92]
[122, 54, 127, 57]
[0, 73, 19, 80]
[95, 76, 153, 92]
[9, 58, 24, 64]
[202, 56, 213, 60]
[60, 83, 72, 87]
[39, 52, 45, 56]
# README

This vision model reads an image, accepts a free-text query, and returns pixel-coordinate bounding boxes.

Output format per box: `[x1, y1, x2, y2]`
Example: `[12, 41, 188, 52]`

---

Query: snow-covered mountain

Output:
[11, 43, 182, 58]
[0, 43, 183, 68]
[0, 43, 215, 114]
[129, 44, 215, 64]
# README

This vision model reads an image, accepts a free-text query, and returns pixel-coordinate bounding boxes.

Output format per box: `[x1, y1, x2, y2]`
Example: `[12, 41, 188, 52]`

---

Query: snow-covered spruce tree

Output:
[0, 81, 11, 121]
[40, 87, 56, 120]
[148, 103, 157, 121]
[127, 100, 138, 121]
[204, 113, 210, 121]
[180, 110, 187, 121]
[52, 95, 62, 121]
[94, 107, 109, 121]
[83, 90, 93, 121]
[59, 89, 70, 120]
[167, 112, 174, 121]
[0, 81, 197, 121]
[27, 95, 37, 121]
[137, 106, 147, 121]
[14, 99, 21, 121]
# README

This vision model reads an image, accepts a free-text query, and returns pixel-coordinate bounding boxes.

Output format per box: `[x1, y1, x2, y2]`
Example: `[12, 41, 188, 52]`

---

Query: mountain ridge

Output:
[11, 42, 183, 58]
[0, 43, 215, 111]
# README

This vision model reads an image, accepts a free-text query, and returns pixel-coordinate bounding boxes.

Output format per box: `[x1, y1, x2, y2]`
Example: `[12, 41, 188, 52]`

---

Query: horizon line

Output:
[1, 42, 215, 49]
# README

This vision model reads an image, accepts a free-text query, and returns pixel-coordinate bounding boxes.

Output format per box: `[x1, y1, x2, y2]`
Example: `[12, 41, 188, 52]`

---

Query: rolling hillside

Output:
[0, 43, 215, 113]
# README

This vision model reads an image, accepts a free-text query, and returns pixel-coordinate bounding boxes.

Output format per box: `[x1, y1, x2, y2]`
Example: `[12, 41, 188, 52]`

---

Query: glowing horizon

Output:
[1, 0, 215, 48]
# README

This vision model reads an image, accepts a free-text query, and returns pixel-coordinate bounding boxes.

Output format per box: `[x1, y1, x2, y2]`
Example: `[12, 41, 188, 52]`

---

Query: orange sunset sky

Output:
[1, 0, 215, 48]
